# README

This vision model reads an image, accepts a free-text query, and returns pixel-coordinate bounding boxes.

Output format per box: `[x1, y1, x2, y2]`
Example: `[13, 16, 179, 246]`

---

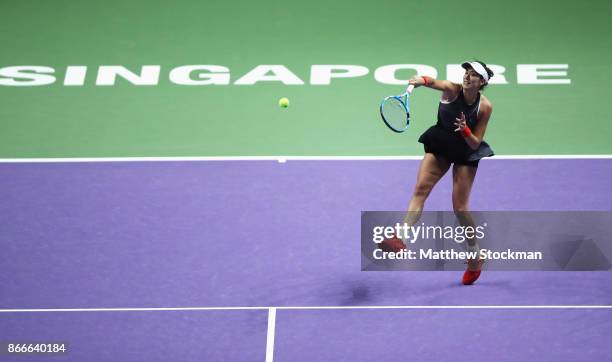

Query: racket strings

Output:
[381, 97, 409, 132]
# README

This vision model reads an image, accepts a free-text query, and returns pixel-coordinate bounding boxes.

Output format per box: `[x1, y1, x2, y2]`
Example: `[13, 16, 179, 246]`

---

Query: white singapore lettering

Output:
[64, 66, 87, 86]
[0, 66, 56, 86]
[170, 65, 230, 85]
[0, 64, 571, 86]
[235, 65, 303, 85]
[96, 65, 160, 86]
[517, 64, 571, 84]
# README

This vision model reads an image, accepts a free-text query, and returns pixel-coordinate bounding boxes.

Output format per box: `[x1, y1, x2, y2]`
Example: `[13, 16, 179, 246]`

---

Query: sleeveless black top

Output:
[437, 90, 480, 132]
[418, 90, 494, 162]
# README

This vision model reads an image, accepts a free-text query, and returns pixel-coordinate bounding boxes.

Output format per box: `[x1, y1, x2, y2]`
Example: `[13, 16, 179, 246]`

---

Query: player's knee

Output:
[413, 182, 432, 199]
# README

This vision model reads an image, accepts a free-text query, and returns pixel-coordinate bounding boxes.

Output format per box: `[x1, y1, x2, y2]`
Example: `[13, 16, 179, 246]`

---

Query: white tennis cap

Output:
[461, 61, 490, 83]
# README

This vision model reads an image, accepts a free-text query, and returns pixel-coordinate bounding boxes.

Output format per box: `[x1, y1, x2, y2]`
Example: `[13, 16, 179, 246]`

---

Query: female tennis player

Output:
[382, 61, 495, 285]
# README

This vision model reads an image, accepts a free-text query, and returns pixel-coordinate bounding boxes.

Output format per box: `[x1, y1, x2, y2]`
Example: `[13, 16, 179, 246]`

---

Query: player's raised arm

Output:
[408, 75, 461, 100]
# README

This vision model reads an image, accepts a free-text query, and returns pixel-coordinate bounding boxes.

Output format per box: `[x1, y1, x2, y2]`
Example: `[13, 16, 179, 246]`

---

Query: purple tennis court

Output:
[1, 158, 611, 360]
[3, 0, 612, 359]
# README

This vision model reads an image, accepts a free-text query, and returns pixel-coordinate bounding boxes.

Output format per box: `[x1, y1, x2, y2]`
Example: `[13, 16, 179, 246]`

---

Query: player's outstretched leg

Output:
[379, 153, 450, 252]
[452, 164, 483, 285]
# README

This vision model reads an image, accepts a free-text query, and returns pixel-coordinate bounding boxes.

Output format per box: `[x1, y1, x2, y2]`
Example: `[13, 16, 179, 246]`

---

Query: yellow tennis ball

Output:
[279, 97, 289, 108]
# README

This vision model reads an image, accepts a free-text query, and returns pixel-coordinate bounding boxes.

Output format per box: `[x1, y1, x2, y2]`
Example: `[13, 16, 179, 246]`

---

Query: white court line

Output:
[265, 308, 277, 362]
[0, 155, 611, 163]
[1, 305, 611, 313]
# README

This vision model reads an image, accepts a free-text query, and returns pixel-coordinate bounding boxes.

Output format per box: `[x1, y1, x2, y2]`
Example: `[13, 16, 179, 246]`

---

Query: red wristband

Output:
[461, 126, 472, 138]
[422, 76, 431, 86]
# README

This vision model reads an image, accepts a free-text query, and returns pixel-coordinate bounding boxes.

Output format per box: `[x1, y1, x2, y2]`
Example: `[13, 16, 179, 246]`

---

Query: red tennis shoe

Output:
[462, 259, 485, 285]
[378, 236, 407, 252]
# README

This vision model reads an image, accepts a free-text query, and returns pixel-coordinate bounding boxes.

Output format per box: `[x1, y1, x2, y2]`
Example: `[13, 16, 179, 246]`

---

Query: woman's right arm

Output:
[408, 76, 461, 102]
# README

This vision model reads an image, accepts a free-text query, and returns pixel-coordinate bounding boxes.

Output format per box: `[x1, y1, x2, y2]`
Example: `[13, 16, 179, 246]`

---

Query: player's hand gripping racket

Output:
[380, 84, 415, 133]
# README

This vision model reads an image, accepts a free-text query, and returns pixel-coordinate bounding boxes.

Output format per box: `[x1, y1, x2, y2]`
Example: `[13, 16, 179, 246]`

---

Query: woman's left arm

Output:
[455, 99, 492, 150]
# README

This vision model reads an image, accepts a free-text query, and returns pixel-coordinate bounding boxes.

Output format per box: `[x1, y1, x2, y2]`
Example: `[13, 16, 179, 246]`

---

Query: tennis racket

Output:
[380, 84, 415, 133]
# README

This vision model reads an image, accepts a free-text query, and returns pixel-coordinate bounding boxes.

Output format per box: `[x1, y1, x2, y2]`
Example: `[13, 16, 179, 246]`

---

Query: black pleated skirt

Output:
[418, 125, 494, 164]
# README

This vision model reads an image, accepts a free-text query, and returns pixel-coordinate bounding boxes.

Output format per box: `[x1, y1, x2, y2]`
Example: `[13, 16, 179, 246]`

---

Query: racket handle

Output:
[406, 84, 415, 94]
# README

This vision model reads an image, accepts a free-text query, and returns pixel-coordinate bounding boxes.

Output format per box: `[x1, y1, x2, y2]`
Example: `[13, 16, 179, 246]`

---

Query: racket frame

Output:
[379, 85, 415, 133]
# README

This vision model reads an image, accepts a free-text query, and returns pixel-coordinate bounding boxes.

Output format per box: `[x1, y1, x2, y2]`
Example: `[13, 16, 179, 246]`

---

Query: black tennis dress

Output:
[418, 90, 494, 167]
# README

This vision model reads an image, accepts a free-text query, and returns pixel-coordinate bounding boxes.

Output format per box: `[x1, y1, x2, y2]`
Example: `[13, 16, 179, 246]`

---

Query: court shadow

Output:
[444, 276, 516, 289]
[338, 284, 374, 305]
